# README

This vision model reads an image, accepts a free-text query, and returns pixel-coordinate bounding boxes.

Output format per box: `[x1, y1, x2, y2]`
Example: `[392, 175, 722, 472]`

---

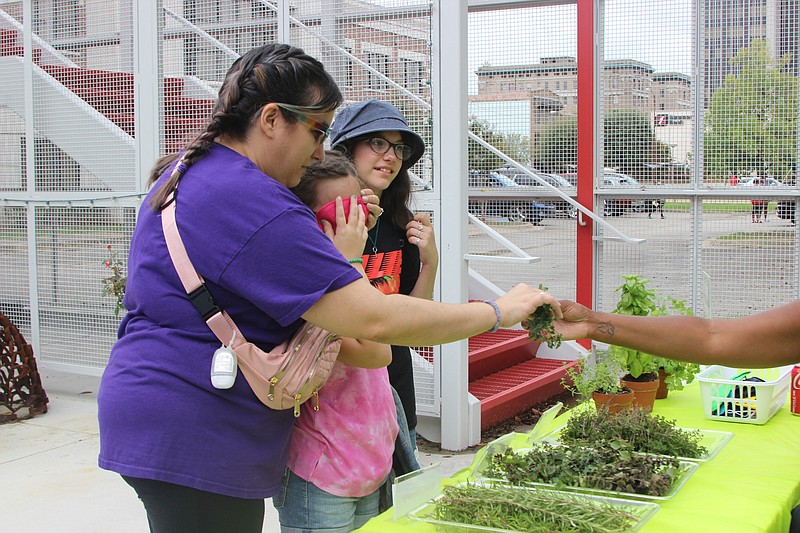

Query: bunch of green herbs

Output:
[483, 442, 680, 497]
[559, 407, 707, 459]
[432, 482, 644, 533]
[528, 284, 564, 349]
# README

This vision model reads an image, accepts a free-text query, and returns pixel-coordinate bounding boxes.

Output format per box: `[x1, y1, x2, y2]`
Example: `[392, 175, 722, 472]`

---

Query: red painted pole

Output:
[575, 0, 594, 349]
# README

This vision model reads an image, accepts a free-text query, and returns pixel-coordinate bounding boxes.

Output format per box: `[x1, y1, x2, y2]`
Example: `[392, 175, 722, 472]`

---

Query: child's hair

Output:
[292, 151, 364, 210]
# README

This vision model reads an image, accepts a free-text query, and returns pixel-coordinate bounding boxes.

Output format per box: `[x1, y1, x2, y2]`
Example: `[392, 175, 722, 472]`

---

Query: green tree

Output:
[705, 39, 798, 181]
[604, 110, 671, 180]
[468, 117, 531, 171]
[533, 115, 577, 173]
[531, 111, 670, 179]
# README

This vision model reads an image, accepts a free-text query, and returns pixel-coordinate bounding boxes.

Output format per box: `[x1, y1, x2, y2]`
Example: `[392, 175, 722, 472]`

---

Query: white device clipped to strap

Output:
[210, 331, 238, 389]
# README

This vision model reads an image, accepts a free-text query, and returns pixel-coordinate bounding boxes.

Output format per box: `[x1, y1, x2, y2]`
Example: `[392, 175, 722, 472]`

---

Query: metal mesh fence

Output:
[35, 206, 134, 368]
[0, 1, 798, 392]
[467, 3, 579, 300]
[595, 0, 799, 318]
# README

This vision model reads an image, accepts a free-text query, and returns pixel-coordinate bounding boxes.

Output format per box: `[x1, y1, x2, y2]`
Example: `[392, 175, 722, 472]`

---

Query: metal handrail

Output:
[163, 6, 239, 61]
[464, 214, 541, 264]
[467, 132, 645, 244]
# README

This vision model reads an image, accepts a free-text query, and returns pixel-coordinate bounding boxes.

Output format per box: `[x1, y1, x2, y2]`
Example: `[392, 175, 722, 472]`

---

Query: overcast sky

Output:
[468, 0, 694, 94]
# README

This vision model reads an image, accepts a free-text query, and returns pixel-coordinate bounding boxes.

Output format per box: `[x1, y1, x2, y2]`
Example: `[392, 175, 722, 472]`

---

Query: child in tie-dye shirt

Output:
[274, 152, 398, 532]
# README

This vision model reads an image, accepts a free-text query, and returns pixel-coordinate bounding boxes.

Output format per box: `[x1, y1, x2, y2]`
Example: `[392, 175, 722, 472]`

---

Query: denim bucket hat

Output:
[330, 99, 425, 169]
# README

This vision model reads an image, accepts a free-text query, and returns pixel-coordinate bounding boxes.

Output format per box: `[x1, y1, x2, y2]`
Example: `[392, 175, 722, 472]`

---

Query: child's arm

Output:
[337, 337, 392, 369]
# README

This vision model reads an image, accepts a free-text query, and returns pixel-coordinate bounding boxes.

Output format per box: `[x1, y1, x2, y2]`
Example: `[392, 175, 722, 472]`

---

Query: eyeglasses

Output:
[275, 103, 332, 145]
[362, 137, 413, 162]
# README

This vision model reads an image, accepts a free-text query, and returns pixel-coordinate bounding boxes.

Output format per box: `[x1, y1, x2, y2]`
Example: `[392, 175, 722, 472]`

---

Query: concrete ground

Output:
[2, 369, 477, 533]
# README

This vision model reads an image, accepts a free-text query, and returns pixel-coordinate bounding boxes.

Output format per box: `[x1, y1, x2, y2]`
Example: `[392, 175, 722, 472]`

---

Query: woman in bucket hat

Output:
[331, 100, 438, 448]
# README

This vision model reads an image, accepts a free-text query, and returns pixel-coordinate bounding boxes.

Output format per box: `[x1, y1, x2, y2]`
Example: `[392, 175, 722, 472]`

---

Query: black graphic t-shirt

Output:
[362, 219, 421, 431]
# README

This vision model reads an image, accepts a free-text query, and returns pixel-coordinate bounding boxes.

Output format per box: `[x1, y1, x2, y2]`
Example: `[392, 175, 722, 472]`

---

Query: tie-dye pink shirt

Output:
[287, 361, 398, 497]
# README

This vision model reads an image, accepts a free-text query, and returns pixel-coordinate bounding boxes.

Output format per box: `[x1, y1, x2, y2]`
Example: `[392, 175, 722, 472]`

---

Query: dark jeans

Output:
[791, 505, 800, 533]
[123, 475, 265, 533]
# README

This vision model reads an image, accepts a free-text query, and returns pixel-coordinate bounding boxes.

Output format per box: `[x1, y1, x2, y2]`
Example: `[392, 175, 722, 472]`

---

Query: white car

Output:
[737, 177, 784, 187]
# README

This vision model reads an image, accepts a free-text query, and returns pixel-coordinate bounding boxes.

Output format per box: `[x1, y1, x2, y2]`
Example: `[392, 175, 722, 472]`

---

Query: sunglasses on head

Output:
[275, 103, 332, 145]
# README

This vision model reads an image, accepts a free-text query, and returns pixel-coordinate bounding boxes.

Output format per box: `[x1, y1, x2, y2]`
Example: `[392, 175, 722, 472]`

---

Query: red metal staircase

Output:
[468, 329, 574, 431]
[1, 28, 214, 154]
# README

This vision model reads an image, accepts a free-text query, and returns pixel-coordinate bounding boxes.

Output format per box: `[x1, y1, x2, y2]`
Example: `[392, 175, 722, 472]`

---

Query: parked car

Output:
[736, 176, 784, 187]
[777, 200, 796, 224]
[557, 172, 578, 186]
[602, 173, 662, 216]
[495, 166, 577, 218]
[468, 170, 556, 225]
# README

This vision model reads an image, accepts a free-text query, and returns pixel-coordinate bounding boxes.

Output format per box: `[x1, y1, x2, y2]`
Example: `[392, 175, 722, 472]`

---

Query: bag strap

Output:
[159, 162, 245, 349]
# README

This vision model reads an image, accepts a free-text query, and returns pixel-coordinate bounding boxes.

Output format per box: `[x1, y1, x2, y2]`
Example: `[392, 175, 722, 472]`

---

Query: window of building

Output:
[365, 52, 388, 91]
[344, 47, 355, 88]
[51, 0, 84, 37]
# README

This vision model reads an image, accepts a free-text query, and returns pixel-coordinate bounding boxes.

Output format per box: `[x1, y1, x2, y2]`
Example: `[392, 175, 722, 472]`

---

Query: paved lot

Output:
[468, 207, 798, 317]
[2, 369, 476, 533]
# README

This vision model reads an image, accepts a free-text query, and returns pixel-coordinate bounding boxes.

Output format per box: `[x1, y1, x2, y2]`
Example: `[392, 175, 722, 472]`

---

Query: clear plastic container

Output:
[407, 480, 660, 532]
[470, 442, 699, 501]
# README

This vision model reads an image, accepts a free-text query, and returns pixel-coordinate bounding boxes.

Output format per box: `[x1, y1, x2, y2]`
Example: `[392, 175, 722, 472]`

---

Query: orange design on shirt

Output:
[362, 250, 402, 295]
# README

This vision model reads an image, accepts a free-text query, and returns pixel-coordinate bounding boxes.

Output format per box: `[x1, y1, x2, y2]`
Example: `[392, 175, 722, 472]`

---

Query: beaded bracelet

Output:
[348, 258, 364, 264]
[481, 299, 502, 333]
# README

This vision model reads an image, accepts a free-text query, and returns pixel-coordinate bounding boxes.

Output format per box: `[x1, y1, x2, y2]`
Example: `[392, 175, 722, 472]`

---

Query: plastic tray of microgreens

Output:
[540, 406, 733, 463]
[470, 440, 698, 502]
[407, 480, 660, 533]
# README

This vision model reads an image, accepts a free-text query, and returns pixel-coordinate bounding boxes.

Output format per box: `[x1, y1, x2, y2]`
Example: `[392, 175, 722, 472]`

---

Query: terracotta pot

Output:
[656, 368, 670, 399]
[620, 374, 660, 412]
[591, 390, 634, 415]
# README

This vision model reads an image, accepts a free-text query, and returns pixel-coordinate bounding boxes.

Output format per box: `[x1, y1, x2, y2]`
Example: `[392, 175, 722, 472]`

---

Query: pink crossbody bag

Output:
[159, 161, 341, 417]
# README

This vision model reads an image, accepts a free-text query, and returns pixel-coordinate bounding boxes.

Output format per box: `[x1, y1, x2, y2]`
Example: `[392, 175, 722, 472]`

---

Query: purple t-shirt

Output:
[97, 144, 362, 499]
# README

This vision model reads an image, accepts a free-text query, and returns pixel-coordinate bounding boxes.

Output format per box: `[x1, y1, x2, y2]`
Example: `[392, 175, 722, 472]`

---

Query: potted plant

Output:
[563, 353, 633, 414]
[608, 275, 661, 411]
[650, 296, 701, 399]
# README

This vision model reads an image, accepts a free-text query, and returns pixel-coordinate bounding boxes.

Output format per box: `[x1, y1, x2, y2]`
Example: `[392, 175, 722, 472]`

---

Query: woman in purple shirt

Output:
[97, 43, 561, 533]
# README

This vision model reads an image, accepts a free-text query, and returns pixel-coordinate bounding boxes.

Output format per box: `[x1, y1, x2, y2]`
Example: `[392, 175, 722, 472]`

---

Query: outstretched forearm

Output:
[557, 300, 800, 368]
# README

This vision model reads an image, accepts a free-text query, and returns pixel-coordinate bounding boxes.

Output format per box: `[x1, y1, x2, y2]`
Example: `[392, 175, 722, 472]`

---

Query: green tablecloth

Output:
[362, 381, 800, 532]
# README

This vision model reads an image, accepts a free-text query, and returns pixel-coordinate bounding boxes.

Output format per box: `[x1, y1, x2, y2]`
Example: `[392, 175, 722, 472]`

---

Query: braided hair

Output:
[148, 43, 343, 210]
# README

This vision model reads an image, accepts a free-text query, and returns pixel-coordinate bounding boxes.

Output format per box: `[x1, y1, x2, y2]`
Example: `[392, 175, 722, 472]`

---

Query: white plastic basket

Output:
[696, 365, 793, 425]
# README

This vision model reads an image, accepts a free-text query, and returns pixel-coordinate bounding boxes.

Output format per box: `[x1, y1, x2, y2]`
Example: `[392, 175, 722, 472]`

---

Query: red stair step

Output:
[468, 329, 539, 381]
[470, 357, 576, 432]
[1, 29, 17, 47]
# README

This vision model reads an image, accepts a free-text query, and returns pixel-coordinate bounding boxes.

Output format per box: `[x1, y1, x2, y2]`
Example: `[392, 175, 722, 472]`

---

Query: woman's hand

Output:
[495, 284, 562, 328]
[321, 195, 368, 260]
[361, 188, 382, 230]
[406, 213, 438, 266]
